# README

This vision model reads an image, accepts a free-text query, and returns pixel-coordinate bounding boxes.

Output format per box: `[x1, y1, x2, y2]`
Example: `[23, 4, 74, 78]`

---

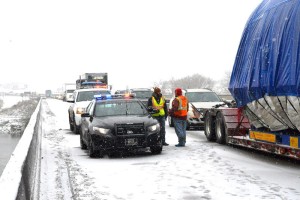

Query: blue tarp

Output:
[228, 0, 300, 107]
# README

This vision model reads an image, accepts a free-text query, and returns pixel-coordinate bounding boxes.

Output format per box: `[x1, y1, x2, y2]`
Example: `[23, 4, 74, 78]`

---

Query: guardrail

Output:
[0, 100, 42, 200]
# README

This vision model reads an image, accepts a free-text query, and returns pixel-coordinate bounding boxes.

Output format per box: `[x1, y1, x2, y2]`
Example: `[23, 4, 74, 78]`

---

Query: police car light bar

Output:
[94, 94, 135, 101]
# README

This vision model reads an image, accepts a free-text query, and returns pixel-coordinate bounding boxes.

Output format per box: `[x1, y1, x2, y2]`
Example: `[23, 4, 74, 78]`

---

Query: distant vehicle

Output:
[168, 88, 224, 130]
[68, 88, 111, 134]
[80, 94, 162, 158]
[129, 88, 152, 106]
[45, 90, 52, 98]
[114, 90, 128, 95]
[76, 73, 109, 89]
[64, 89, 75, 102]
[63, 83, 76, 102]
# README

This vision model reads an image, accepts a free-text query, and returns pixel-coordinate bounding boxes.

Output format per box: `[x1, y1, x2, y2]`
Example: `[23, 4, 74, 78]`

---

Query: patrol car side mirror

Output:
[81, 113, 90, 117]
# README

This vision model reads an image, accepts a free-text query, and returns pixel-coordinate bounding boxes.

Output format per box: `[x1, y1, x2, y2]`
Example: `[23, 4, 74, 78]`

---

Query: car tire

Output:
[150, 146, 162, 154]
[88, 135, 97, 158]
[150, 139, 163, 155]
[204, 112, 216, 141]
[69, 114, 74, 131]
[80, 132, 87, 150]
[88, 134, 103, 158]
[73, 115, 80, 134]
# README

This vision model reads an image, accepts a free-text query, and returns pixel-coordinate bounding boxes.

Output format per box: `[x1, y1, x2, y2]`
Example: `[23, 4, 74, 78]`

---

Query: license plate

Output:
[125, 138, 138, 146]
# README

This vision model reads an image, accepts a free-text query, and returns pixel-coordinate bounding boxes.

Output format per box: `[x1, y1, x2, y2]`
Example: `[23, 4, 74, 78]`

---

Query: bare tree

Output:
[153, 72, 232, 97]
[213, 70, 232, 95]
[162, 74, 215, 94]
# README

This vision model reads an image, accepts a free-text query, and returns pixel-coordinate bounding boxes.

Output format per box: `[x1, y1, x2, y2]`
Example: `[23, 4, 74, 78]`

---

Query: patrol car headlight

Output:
[76, 107, 85, 114]
[93, 127, 110, 135]
[148, 124, 160, 132]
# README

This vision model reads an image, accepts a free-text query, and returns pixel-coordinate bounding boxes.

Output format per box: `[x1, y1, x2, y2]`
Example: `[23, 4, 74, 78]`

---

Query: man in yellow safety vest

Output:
[147, 87, 169, 146]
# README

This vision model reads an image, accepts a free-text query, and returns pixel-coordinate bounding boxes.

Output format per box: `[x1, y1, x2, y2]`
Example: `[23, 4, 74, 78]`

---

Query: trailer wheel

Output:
[215, 112, 228, 144]
[204, 112, 216, 141]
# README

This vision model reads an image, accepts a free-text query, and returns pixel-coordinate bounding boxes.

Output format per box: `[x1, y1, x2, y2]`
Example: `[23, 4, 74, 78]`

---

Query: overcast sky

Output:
[0, 0, 262, 93]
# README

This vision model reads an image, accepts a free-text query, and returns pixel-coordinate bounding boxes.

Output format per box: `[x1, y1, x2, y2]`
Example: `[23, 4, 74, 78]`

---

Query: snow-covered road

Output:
[38, 98, 300, 200]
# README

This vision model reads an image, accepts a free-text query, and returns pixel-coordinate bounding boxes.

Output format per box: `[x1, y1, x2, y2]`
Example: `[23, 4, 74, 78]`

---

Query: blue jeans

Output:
[173, 118, 187, 145]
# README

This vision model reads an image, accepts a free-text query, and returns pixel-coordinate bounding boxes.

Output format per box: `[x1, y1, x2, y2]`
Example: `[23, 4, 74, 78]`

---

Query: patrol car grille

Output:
[115, 123, 145, 136]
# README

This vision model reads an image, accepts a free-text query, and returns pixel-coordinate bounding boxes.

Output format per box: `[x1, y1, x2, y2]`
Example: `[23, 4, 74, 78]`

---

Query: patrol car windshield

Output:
[186, 92, 221, 102]
[77, 91, 111, 102]
[133, 91, 152, 98]
[95, 101, 147, 117]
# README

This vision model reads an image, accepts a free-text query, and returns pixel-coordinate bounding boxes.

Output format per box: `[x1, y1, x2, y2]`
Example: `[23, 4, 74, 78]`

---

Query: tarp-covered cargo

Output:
[228, 0, 300, 131]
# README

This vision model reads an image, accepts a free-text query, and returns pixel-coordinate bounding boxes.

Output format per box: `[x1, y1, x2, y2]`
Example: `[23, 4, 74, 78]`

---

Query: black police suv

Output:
[80, 94, 162, 158]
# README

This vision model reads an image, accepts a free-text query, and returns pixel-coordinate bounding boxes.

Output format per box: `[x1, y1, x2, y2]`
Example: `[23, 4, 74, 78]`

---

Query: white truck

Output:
[76, 73, 109, 89]
[68, 88, 111, 134]
[63, 83, 76, 102]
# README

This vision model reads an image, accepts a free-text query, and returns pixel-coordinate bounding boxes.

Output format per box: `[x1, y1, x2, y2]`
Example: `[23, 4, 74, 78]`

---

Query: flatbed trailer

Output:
[203, 106, 300, 160]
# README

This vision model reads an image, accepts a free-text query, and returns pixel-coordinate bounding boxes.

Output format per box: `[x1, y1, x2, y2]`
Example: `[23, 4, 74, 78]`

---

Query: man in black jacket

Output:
[147, 87, 169, 146]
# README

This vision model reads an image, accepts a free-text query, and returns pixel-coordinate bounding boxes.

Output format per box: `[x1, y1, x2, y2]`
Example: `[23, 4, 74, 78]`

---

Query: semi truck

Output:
[76, 73, 109, 89]
[203, 0, 300, 160]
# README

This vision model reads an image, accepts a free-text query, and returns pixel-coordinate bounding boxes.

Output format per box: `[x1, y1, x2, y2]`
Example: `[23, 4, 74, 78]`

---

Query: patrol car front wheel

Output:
[80, 132, 87, 150]
[150, 146, 162, 154]
[88, 135, 103, 158]
[150, 139, 163, 154]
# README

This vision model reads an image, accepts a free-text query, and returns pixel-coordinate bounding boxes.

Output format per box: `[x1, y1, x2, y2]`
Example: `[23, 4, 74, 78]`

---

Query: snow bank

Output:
[0, 99, 41, 199]
[0, 95, 29, 110]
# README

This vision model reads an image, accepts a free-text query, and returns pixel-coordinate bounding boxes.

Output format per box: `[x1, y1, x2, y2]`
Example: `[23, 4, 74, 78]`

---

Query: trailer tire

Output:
[215, 112, 228, 144]
[204, 112, 216, 141]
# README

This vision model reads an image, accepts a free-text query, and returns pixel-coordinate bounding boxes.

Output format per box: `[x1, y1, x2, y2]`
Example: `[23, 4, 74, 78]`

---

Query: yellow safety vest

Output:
[151, 96, 165, 117]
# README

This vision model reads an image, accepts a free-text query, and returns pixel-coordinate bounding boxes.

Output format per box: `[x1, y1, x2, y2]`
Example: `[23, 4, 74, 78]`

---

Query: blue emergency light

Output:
[94, 94, 135, 101]
[94, 94, 112, 101]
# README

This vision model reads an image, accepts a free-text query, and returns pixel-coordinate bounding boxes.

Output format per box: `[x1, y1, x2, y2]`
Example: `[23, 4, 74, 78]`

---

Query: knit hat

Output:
[154, 87, 161, 94]
[175, 88, 182, 96]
